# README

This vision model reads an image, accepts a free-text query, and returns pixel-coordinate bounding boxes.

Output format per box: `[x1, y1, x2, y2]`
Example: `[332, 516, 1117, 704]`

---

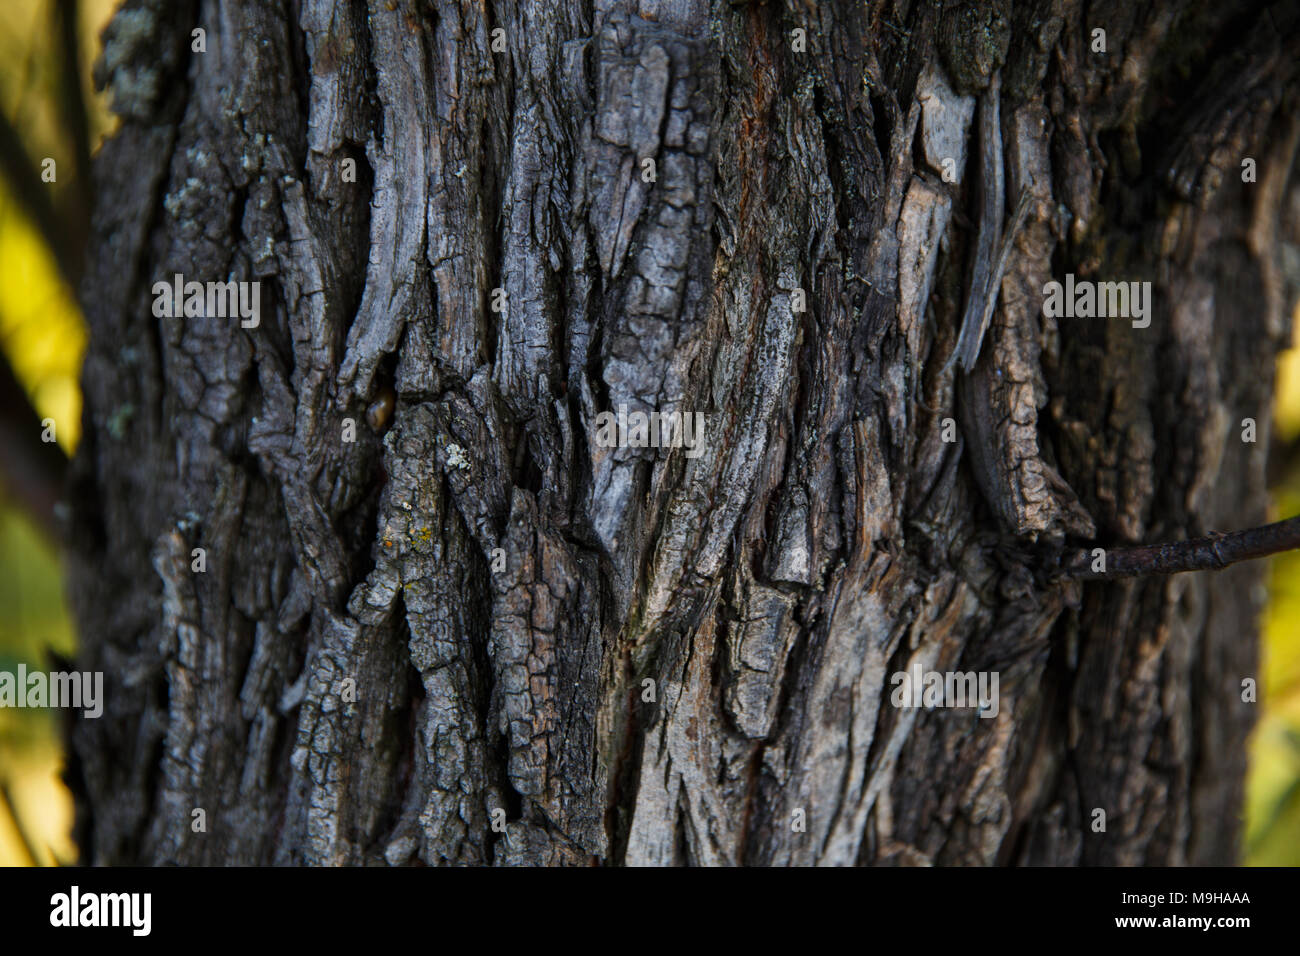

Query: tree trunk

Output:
[66, 0, 1300, 865]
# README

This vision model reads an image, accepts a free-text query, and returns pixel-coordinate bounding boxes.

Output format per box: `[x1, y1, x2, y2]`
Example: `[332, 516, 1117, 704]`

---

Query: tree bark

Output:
[66, 0, 1300, 865]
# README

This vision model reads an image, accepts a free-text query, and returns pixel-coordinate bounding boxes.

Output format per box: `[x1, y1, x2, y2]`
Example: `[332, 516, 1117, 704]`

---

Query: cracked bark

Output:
[65, 0, 1300, 865]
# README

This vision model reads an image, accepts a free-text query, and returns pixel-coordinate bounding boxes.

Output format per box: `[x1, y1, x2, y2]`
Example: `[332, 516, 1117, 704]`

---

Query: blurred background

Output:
[0, 0, 1297, 866]
[0, 0, 115, 868]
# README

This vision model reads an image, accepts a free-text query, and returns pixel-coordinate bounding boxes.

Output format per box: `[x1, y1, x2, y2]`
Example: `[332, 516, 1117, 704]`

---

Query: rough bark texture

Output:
[66, 0, 1300, 865]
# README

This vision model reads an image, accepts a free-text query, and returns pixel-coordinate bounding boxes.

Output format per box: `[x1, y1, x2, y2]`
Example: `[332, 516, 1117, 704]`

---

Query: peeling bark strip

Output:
[67, 0, 1300, 865]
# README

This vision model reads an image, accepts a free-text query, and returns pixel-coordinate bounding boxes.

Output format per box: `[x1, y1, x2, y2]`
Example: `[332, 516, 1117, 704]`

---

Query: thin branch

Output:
[0, 345, 68, 537]
[0, 779, 41, 866]
[53, 0, 91, 271]
[54, 0, 90, 179]
[0, 107, 75, 287]
[1061, 515, 1300, 579]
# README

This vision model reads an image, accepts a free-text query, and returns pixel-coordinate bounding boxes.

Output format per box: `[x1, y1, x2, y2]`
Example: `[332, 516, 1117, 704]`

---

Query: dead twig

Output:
[1061, 515, 1300, 578]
